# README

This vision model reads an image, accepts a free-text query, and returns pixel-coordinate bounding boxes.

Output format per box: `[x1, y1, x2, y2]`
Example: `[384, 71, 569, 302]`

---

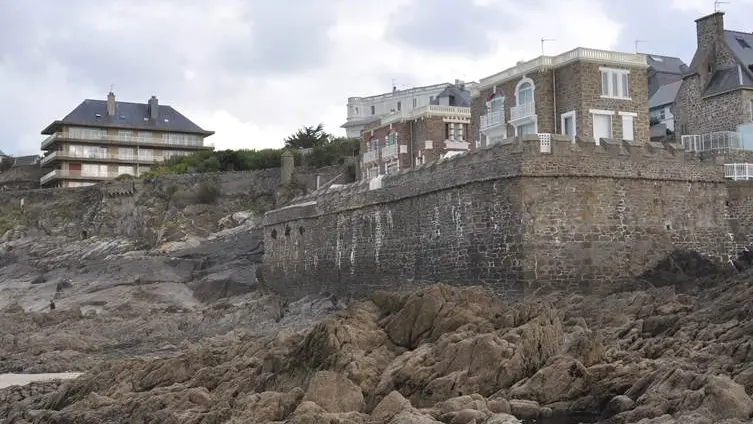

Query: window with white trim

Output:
[487, 95, 504, 113]
[369, 138, 378, 151]
[412, 98, 417, 108]
[621, 115, 635, 141]
[516, 81, 533, 105]
[592, 113, 613, 141]
[446, 123, 464, 141]
[387, 132, 398, 145]
[600, 68, 630, 99]
[561, 111, 576, 140]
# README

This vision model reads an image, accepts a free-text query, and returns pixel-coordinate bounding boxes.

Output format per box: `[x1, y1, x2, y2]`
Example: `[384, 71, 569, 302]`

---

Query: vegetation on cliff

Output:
[143, 124, 359, 177]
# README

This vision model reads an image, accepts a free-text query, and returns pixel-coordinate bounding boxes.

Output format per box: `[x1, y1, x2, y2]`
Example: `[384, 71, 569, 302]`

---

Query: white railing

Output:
[362, 150, 378, 163]
[510, 102, 535, 121]
[41, 132, 210, 149]
[40, 168, 145, 185]
[479, 47, 646, 88]
[41, 150, 163, 165]
[681, 131, 742, 153]
[538, 133, 552, 153]
[380, 105, 471, 125]
[382, 143, 398, 159]
[724, 163, 753, 180]
[445, 140, 470, 150]
[40, 170, 58, 185]
[480, 110, 505, 131]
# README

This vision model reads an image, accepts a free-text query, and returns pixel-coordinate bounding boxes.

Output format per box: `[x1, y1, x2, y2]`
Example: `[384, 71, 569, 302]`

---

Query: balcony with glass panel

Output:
[41, 130, 213, 151]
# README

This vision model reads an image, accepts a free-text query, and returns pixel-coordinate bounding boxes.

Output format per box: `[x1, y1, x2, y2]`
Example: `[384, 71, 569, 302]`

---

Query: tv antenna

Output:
[541, 38, 556, 55]
[634, 40, 648, 54]
[109, 84, 115, 93]
[714, 0, 730, 11]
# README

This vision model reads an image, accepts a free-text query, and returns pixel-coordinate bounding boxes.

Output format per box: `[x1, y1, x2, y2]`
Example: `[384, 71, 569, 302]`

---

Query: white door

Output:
[621, 115, 635, 141]
[592, 114, 612, 142]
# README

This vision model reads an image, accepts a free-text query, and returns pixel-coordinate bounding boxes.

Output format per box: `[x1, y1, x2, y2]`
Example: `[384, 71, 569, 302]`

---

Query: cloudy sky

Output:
[1, 0, 752, 156]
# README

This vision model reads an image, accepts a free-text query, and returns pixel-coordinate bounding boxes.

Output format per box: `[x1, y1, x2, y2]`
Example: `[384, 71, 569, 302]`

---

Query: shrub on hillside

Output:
[194, 182, 221, 204]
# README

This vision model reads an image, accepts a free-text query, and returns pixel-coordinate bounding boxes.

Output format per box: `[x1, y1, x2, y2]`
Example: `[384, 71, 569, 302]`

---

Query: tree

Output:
[284, 123, 332, 149]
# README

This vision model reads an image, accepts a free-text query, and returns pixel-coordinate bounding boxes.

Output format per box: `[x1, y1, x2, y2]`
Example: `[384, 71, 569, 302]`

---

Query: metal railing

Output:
[41, 132, 212, 150]
[382, 143, 398, 159]
[724, 163, 753, 180]
[511, 102, 535, 121]
[40, 150, 167, 165]
[480, 110, 504, 131]
[380, 105, 471, 125]
[40, 169, 144, 185]
[681, 131, 742, 152]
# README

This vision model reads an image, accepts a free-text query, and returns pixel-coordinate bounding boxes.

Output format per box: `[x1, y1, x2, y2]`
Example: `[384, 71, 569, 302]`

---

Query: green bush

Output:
[194, 182, 221, 204]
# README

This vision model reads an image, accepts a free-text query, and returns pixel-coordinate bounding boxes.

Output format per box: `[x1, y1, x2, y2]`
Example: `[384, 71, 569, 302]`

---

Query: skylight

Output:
[650, 56, 664, 62]
[737, 37, 752, 49]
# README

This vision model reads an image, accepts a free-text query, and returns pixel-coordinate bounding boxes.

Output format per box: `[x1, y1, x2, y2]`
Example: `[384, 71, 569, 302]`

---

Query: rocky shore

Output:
[2, 210, 753, 423]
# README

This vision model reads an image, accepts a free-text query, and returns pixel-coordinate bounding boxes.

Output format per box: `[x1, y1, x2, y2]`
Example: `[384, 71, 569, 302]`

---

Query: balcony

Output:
[382, 143, 398, 159]
[380, 105, 471, 125]
[40, 168, 147, 186]
[681, 131, 747, 153]
[363, 150, 378, 163]
[41, 132, 214, 151]
[724, 163, 753, 181]
[510, 102, 535, 122]
[40, 150, 166, 166]
[444, 140, 470, 150]
[480, 110, 504, 132]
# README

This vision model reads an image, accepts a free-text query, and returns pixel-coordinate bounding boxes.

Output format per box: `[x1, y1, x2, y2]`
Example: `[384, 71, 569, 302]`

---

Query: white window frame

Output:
[515, 77, 535, 106]
[560, 110, 577, 140]
[386, 132, 398, 145]
[599, 67, 631, 100]
[487, 95, 504, 113]
[515, 122, 537, 136]
[619, 111, 637, 141]
[590, 109, 615, 142]
[749, 99, 753, 122]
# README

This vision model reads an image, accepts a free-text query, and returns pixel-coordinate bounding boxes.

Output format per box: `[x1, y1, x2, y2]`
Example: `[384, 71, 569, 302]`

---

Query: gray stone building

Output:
[674, 11, 753, 139]
[470, 47, 651, 147]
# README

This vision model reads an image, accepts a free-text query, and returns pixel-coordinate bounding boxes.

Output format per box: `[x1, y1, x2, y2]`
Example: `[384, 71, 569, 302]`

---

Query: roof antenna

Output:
[634, 40, 648, 54]
[541, 38, 556, 55]
[392, 78, 397, 93]
[109, 84, 115, 94]
[714, 0, 730, 12]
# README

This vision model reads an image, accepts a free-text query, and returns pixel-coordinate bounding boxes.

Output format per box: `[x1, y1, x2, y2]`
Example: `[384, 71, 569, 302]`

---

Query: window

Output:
[561, 111, 576, 140]
[591, 111, 613, 141]
[750, 100, 753, 122]
[367, 167, 379, 179]
[600, 68, 630, 99]
[369, 138, 378, 151]
[138, 131, 152, 143]
[488, 95, 504, 113]
[518, 122, 536, 135]
[516, 81, 533, 105]
[620, 113, 635, 141]
[371, 105, 375, 115]
[446, 123, 464, 141]
[118, 130, 133, 141]
[118, 165, 135, 176]
[412, 98, 417, 108]
[397, 101, 402, 111]
[387, 132, 398, 145]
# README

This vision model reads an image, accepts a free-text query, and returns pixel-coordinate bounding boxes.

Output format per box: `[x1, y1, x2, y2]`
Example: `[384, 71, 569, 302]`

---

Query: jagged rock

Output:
[302, 371, 365, 413]
[371, 390, 412, 422]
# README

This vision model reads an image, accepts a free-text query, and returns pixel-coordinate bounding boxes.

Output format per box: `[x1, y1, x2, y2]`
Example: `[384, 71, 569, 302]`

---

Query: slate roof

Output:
[431, 84, 471, 107]
[647, 54, 689, 75]
[649, 80, 683, 109]
[41, 97, 214, 136]
[686, 29, 753, 96]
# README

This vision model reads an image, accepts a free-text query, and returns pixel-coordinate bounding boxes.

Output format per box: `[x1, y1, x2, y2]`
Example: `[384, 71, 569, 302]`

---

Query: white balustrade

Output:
[480, 110, 504, 131]
[510, 102, 535, 121]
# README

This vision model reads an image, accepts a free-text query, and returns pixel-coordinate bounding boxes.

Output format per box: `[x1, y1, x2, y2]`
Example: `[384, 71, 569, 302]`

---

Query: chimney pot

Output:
[106, 92, 116, 117]
[148, 95, 159, 121]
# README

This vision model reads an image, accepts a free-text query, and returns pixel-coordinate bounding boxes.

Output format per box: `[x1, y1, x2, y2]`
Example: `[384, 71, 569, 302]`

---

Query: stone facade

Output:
[471, 50, 650, 146]
[673, 12, 753, 137]
[263, 136, 753, 300]
[360, 114, 472, 180]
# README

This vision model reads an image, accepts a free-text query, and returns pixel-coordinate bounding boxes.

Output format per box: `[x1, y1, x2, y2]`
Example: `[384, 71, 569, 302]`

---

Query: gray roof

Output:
[649, 80, 682, 109]
[704, 66, 753, 96]
[725, 30, 753, 68]
[686, 30, 753, 96]
[647, 54, 688, 75]
[42, 97, 213, 136]
[431, 84, 471, 107]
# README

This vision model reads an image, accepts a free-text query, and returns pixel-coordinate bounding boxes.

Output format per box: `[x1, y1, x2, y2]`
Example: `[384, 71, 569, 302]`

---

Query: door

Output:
[592, 114, 612, 142]
[562, 112, 576, 140]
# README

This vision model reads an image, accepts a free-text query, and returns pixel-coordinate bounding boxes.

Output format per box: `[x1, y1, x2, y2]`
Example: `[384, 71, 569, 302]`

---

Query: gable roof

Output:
[41, 97, 214, 136]
[646, 54, 688, 75]
[725, 30, 753, 68]
[649, 80, 683, 109]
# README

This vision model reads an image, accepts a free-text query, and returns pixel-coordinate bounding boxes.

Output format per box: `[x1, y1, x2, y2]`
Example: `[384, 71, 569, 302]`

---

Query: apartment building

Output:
[471, 47, 650, 147]
[360, 82, 472, 180]
[40, 92, 214, 187]
[673, 11, 753, 149]
[342, 80, 475, 139]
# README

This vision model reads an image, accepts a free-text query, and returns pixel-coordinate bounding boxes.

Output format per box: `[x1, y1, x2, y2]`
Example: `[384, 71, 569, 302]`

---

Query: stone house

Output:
[359, 82, 472, 180]
[471, 47, 650, 147]
[673, 11, 753, 139]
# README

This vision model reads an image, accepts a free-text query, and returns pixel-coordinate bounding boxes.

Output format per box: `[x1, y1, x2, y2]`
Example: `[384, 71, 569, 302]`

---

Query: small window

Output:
[412, 98, 417, 108]
[284, 226, 291, 237]
[370, 105, 375, 115]
[298, 226, 305, 235]
[271, 229, 277, 239]
[600, 68, 630, 99]
[736, 37, 751, 49]
[397, 101, 401, 111]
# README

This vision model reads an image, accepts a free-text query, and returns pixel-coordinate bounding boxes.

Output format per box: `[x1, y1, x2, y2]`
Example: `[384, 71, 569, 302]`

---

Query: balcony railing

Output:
[41, 132, 213, 150]
[40, 168, 146, 185]
[380, 105, 471, 125]
[681, 131, 744, 153]
[480, 110, 504, 131]
[445, 140, 470, 150]
[363, 150, 378, 163]
[382, 143, 398, 159]
[724, 163, 753, 181]
[510, 102, 535, 121]
[40, 150, 168, 166]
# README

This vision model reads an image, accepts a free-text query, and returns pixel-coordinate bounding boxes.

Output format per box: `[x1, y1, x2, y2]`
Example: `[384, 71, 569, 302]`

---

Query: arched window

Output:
[516, 80, 533, 105]
[486, 93, 504, 113]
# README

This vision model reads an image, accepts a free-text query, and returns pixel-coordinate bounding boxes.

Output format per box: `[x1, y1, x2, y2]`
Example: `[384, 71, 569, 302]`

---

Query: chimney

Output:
[695, 12, 725, 50]
[148, 95, 159, 121]
[106, 92, 116, 117]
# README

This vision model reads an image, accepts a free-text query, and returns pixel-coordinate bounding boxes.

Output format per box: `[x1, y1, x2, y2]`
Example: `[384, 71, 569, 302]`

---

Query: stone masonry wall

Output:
[675, 76, 749, 135]
[263, 136, 738, 300]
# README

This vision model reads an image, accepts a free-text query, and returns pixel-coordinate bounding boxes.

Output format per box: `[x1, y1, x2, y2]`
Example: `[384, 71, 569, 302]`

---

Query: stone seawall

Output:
[263, 136, 741, 300]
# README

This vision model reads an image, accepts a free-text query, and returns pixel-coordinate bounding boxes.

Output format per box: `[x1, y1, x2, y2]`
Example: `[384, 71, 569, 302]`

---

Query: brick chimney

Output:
[148, 95, 159, 121]
[107, 91, 116, 117]
[695, 11, 725, 50]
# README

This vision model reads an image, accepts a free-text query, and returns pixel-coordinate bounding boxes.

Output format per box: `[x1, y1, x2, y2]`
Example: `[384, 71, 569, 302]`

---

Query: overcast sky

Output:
[1, 0, 752, 156]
